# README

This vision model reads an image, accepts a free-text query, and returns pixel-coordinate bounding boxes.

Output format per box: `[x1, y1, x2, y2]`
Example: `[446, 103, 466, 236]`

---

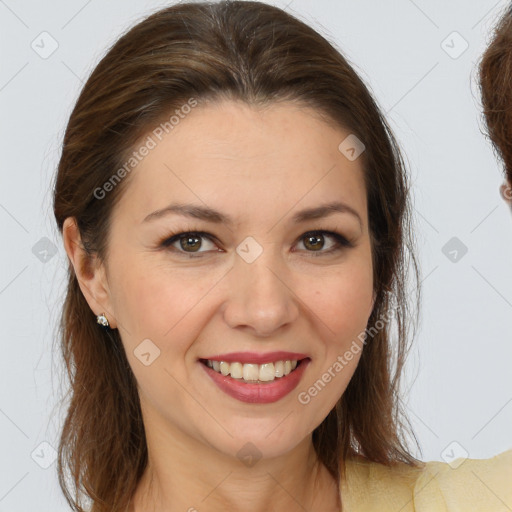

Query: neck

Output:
[129, 413, 340, 512]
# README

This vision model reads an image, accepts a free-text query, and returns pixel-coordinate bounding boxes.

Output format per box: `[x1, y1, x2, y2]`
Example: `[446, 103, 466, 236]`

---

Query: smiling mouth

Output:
[199, 358, 309, 384]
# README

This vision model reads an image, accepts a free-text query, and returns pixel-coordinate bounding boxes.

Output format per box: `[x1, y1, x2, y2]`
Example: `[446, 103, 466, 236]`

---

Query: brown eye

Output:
[296, 230, 352, 256]
[160, 231, 218, 256]
[160, 229, 353, 259]
[303, 233, 325, 251]
[179, 234, 203, 252]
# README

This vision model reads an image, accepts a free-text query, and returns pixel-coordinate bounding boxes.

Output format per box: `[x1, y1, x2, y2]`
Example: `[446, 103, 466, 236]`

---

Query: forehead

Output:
[113, 99, 368, 227]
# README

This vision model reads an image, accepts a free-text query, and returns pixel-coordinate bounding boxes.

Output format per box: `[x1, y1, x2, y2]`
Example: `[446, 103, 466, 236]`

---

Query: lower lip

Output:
[200, 359, 310, 404]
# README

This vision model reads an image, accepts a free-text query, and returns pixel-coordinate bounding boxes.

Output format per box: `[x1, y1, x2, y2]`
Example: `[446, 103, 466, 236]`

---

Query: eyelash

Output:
[157, 228, 354, 258]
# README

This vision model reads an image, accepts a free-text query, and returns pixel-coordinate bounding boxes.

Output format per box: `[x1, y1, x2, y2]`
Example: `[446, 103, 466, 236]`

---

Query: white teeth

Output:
[259, 362, 275, 382]
[204, 359, 301, 382]
[219, 361, 230, 376]
[242, 363, 259, 381]
[230, 362, 243, 379]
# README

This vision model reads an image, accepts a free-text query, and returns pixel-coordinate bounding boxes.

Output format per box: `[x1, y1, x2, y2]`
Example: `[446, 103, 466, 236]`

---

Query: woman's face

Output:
[98, 99, 375, 460]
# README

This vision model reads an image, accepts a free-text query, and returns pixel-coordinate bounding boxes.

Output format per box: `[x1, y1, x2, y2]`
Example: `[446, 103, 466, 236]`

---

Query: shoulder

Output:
[341, 449, 512, 512]
[413, 448, 512, 511]
[341, 453, 423, 511]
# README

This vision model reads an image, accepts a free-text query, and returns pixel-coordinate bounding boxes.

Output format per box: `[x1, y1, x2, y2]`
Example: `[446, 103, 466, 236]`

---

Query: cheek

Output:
[295, 262, 371, 415]
[110, 243, 373, 361]
[305, 261, 373, 339]
[111, 261, 221, 351]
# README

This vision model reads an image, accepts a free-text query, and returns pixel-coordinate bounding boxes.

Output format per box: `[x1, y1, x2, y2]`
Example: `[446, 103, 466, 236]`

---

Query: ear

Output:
[500, 181, 512, 205]
[62, 217, 118, 329]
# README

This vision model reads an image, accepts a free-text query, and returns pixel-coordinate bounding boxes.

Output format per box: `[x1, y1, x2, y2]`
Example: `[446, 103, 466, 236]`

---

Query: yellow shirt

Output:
[341, 449, 512, 511]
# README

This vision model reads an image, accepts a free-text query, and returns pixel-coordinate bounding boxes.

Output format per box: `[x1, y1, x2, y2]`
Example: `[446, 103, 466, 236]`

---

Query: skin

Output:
[63, 99, 376, 512]
[500, 181, 512, 207]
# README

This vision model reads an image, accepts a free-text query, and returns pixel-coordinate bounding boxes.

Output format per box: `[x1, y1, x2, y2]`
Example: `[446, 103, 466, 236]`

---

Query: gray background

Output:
[1, 0, 512, 510]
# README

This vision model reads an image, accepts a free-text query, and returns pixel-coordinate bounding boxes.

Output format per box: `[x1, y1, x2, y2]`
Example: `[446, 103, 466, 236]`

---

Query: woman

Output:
[53, 1, 511, 510]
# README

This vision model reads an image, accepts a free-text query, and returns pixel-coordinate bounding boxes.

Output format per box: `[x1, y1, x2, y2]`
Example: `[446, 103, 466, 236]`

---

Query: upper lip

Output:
[201, 351, 309, 365]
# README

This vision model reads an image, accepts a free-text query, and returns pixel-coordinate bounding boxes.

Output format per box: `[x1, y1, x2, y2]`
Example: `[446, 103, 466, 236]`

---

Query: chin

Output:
[201, 420, 312, 463]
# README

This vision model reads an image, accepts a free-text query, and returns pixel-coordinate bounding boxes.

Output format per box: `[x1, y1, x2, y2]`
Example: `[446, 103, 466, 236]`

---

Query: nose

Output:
[222, 249, 300, 337]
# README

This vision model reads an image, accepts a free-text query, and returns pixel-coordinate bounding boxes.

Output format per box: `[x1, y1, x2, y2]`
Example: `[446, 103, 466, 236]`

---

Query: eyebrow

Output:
[142, 201, 363, 229]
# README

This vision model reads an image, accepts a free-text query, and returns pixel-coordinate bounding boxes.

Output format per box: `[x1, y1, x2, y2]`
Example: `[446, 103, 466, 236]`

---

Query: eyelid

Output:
[158, 230, 220, 255]
[158, 228, 355, 258]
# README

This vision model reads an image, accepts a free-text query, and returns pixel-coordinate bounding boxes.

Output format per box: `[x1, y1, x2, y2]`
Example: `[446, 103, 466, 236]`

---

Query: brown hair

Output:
[52, 1, 421, 510]
[479, 5, 512, 184]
